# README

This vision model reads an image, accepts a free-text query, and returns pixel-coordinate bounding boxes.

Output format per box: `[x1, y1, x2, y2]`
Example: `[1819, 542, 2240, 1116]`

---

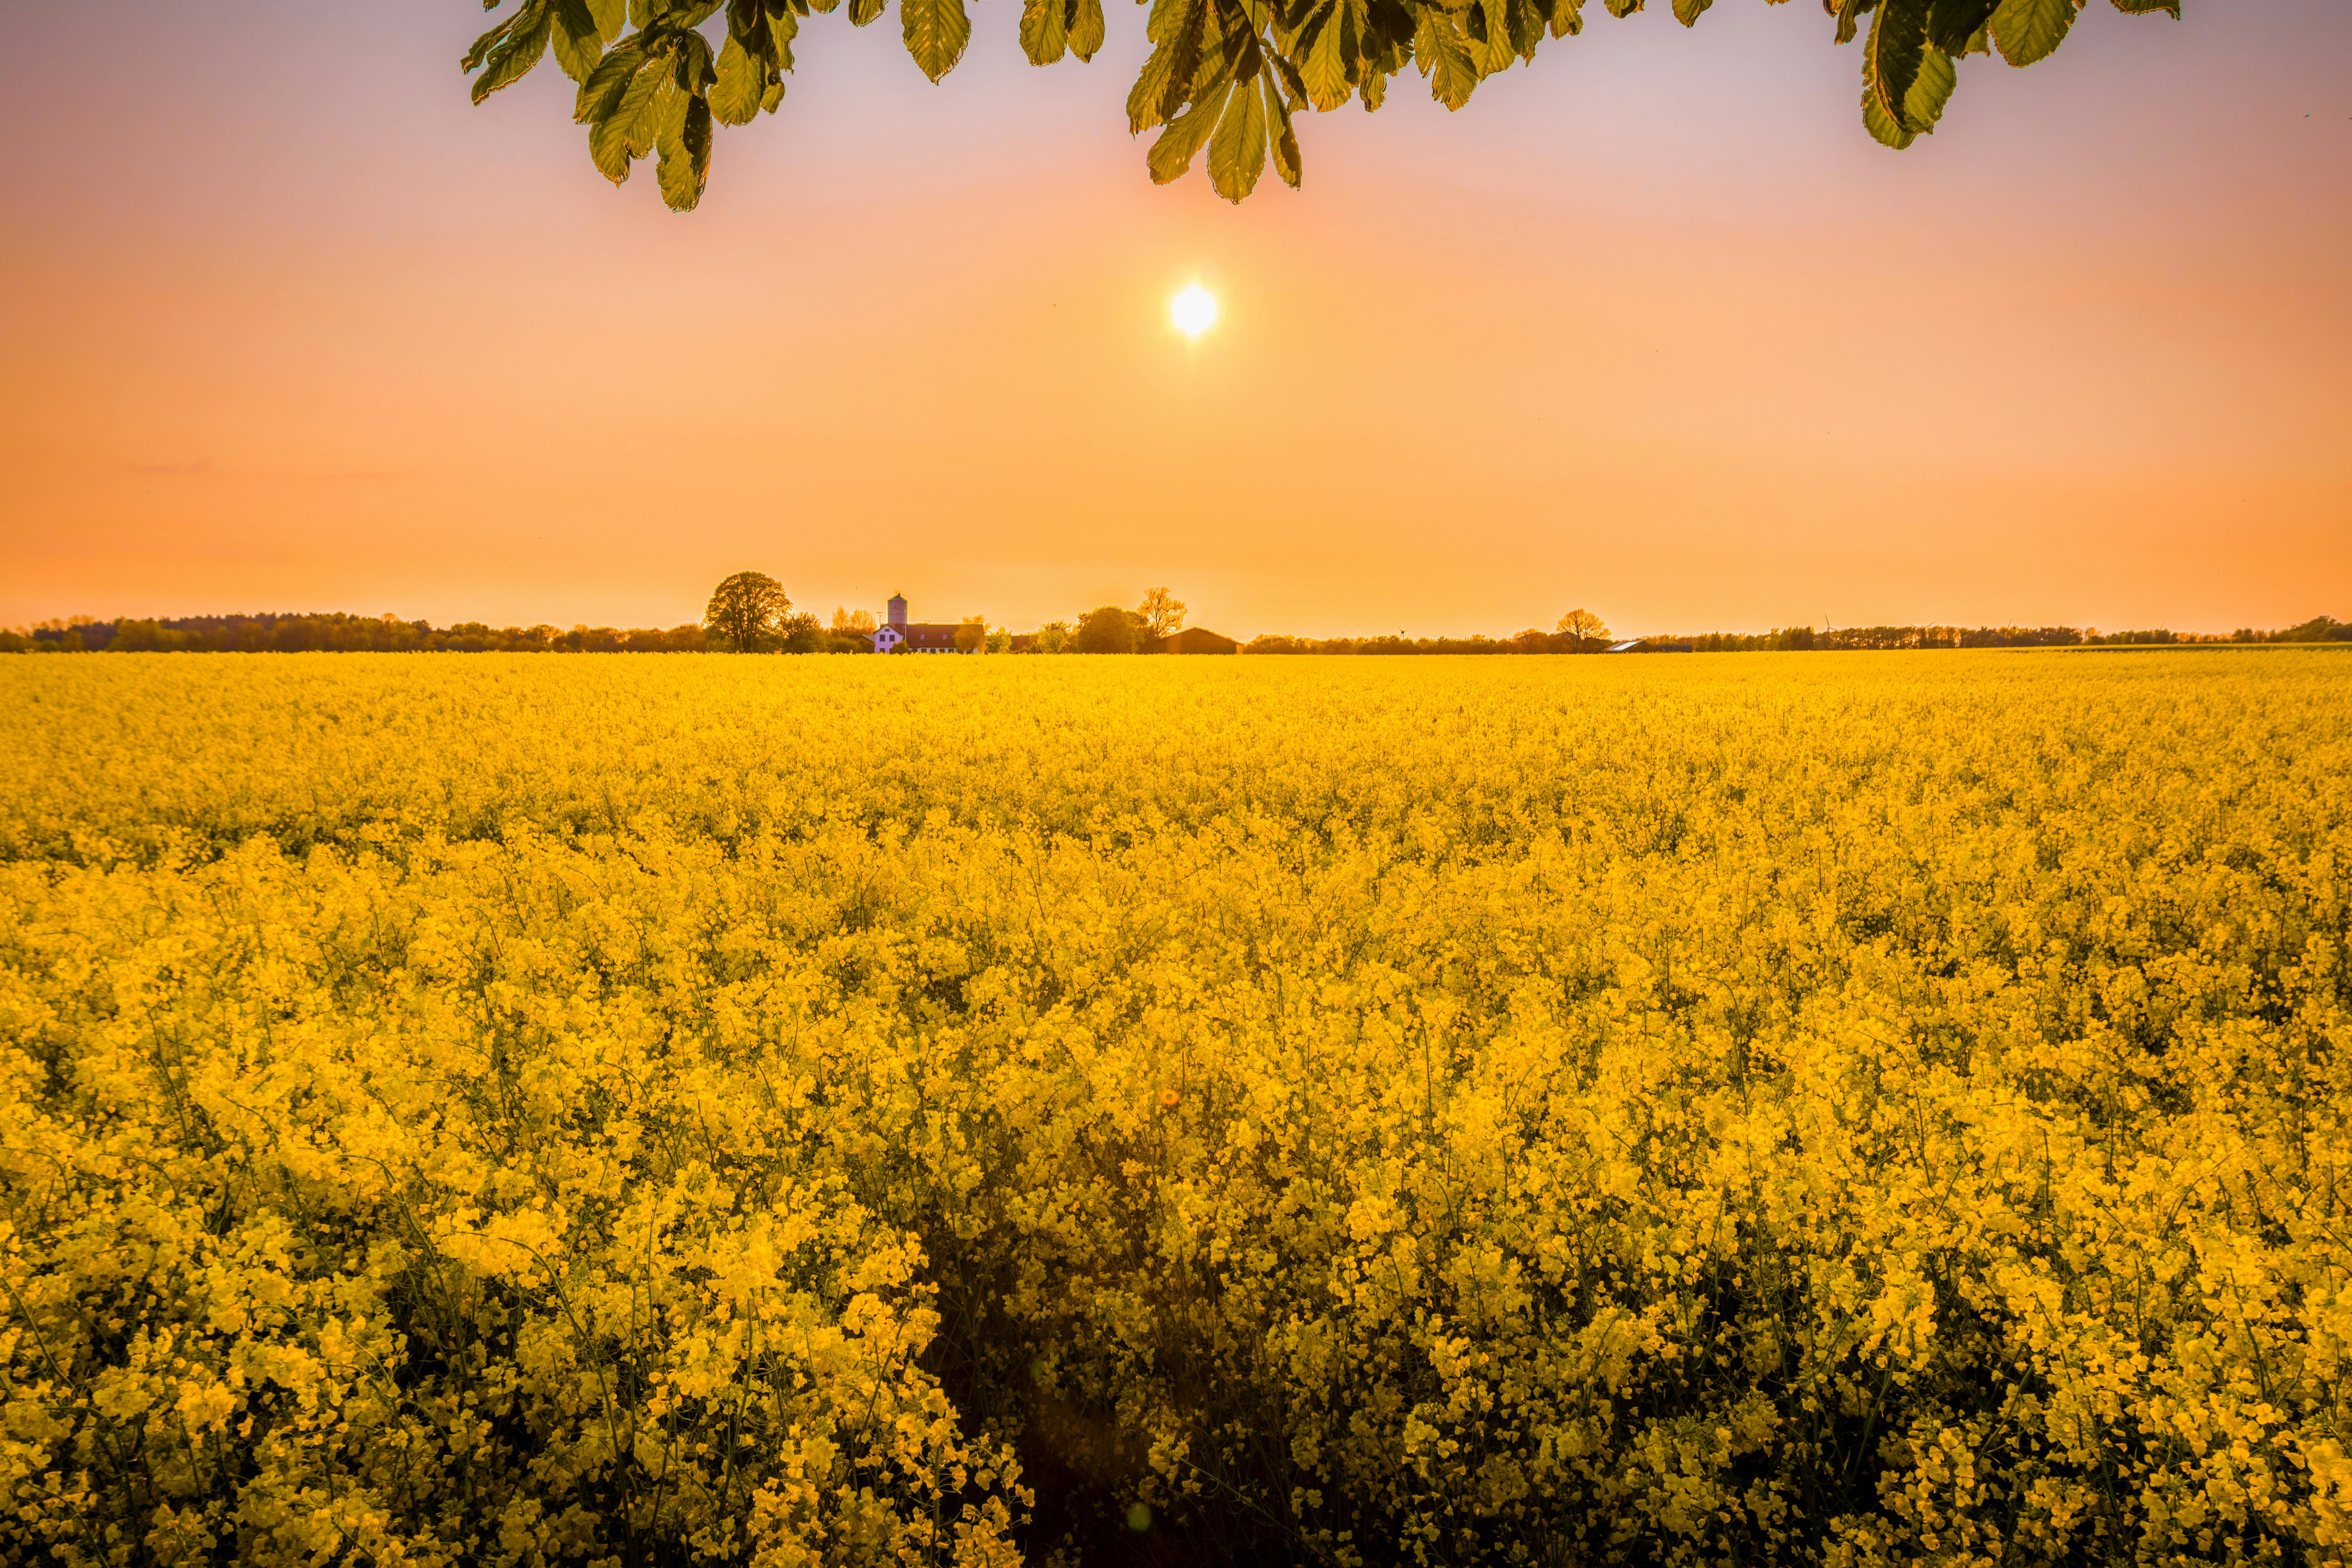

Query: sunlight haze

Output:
[1, 0, 2345, 636]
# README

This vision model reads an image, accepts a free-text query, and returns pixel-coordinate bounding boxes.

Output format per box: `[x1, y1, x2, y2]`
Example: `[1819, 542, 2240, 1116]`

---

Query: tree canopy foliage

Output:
[1556, 608, 1610, 650]
[703, 570, 790, 652]
[1075, 603, 1144, 653]
[464, 0, 2180, 211]
[1136, 586, 1189, 641]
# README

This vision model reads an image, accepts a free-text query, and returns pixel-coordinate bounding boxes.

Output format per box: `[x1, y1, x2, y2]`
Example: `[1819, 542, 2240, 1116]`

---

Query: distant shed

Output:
[1608, 638, 1694, 654]
[1152, 627, 1240, 655]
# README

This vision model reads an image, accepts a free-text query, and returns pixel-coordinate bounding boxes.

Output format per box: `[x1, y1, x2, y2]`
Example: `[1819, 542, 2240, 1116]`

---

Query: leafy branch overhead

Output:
[464, 0, 2179, 211]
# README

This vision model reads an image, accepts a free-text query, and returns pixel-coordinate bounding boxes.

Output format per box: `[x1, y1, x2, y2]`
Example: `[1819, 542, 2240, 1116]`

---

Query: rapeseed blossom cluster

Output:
[2, 651, 2347, 1566]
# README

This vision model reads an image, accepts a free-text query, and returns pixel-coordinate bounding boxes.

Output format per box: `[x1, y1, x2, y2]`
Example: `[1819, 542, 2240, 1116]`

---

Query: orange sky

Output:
[2, 1, 2347, 638]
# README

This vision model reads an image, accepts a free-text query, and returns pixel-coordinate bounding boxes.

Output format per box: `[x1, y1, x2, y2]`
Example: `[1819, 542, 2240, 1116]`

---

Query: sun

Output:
[1170, 283, 1218, 340]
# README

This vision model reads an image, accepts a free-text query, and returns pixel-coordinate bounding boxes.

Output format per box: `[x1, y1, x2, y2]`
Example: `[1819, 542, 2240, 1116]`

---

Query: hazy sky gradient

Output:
[2, 1, 2346, 637]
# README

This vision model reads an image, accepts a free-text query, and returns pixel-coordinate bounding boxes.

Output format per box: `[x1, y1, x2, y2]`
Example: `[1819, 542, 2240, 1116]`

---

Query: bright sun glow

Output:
[1171, 284, 1218, 339]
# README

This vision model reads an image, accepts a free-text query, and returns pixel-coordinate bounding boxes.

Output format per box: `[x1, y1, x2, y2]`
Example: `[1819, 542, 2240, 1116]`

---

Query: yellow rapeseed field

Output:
[2, 650, 2348, 1568]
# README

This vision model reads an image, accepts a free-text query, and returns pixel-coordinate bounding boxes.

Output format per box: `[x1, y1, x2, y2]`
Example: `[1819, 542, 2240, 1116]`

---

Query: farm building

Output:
[870, 594, 976, 653]
[1151, 626, 1240, 655]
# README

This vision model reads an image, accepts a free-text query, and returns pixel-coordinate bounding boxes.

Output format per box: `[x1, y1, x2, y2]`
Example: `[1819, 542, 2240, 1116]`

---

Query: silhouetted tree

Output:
[2271, 615, 2350, 644]
[1136, 587, 1187, 643]
[1076, 605, 1140, 654]
[1024, 621, 1073, 654]
[704, 571, 788, 652]
[781, 611, 827, 653]
[1556, 608, 1610, 652]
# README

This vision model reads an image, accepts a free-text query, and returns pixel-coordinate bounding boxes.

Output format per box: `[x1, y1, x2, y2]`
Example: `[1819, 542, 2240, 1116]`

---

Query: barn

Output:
[1151, 626, 1240, 655]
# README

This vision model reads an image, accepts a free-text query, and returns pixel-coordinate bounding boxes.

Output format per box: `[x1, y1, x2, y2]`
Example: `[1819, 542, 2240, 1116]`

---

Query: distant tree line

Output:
[1685, 617, 2351, 650]
[1246, 608, 1612, 655]
[1248, 632, 1524, 655]
[1247, 615, 2351, 655]
[7, 608, 2344, 656]
[0, 613, 710, 655]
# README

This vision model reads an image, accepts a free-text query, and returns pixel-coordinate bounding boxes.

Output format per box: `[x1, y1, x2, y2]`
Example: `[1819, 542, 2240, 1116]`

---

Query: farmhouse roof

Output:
[1152, 626, 1240, 655]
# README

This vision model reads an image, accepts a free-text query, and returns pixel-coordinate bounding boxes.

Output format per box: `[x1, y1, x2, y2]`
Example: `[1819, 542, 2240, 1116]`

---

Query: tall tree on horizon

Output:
[1136, 587, 1188, 643]
[704, 571, 789, 653]
[1557, 608, 1610, 652]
